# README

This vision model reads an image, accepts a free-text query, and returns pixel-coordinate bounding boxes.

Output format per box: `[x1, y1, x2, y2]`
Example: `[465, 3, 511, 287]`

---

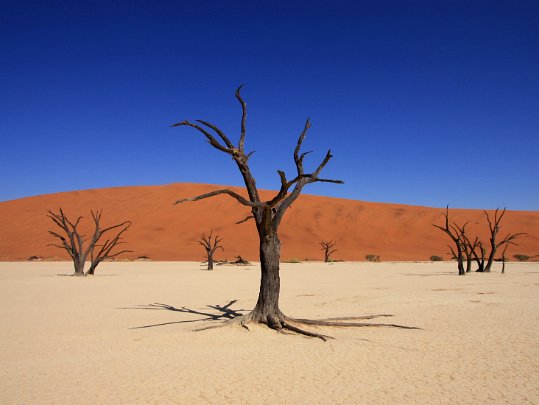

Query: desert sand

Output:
[1, 261, 538, 404]
[0, 183, 538, 262]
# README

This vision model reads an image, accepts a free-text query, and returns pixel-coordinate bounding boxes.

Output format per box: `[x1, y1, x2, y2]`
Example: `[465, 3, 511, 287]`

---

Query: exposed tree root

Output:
[193, 310, 419, 341]
[281, 321, 334, 341]
[286, 316, 419, 330]
[312, 315, 394, 321]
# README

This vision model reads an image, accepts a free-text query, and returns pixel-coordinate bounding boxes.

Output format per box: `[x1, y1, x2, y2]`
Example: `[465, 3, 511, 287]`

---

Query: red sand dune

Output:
[0, 183, 537, 262]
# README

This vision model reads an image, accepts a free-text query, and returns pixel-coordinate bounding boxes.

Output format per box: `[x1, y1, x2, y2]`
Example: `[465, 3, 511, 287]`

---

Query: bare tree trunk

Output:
[465, 251, 472, 273]
[86, 263, 96, 276]
[475, 258, 485, 272]
[484, 248, 496, 273]
[74, 258, 85, 276]
[501, 244, 509, 274]
[208, 254, 214, 270]
[250, 230, 283, 323]
[473, 244, 485, 272]
[456, 245, 465, 276]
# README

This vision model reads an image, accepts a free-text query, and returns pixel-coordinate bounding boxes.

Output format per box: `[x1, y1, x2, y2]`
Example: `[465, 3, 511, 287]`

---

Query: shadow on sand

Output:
[402, 271, 456, 277]
[123, 299, 248, 329]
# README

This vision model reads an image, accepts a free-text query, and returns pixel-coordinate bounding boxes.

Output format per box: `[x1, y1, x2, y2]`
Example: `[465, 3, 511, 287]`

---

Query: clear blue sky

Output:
[1, 1, 538, 209]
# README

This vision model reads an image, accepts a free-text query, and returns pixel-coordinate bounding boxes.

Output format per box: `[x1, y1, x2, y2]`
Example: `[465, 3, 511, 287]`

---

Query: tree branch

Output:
[170, 120, 231, 154]
[236, 215, 255, 224]
[175, 189, 260, 208]
[196, 120, 234, 149]
[236, 85, 247, 151]
[294, 119, 311, 176]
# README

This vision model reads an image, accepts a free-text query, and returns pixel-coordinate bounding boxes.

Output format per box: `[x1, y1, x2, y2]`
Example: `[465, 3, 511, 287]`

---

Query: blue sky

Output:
[1, 1, 538, 209]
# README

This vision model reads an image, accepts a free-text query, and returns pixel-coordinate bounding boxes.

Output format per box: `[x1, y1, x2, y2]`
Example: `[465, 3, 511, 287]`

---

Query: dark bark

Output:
[501, 245, 508, 274]
[476, 245, 486, 272]
[483, 208, 524, 273]
[199, 230, 223, 270]
[87, 212, 131, 275]
[434, 207, 466, 275]
[453, 223, 473, 273]
[251, 216, 282, 324]
[464, 236, 485, 272]
[74, 258, 86, 277]
[320, 240, 337, 262]
[47, 208, 131, 276]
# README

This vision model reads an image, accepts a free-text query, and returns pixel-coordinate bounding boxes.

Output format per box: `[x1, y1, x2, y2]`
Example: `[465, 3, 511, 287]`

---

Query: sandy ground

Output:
[1, 261, 538, 404]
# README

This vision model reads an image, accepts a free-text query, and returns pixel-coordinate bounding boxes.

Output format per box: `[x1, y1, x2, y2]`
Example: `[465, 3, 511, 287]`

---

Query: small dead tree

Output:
[199, 230, 223, 270]
[173, 86, 416, 339]
[483, 208, 524, 272]
[320, 240, 337, 262]
[232, 256, 250, 265]
[434, 206, 466, 275]
[47, 208, 131, 276]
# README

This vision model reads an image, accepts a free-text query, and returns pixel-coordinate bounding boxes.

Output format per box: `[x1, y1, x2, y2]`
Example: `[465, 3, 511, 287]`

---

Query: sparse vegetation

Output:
[365, 254, 380, 262]
[430, 255, 443, 262]
[513, 254, 530, 262]
[231, 256, 251, 265]
[435, 206, 524, 275]
[284, 258, 301, 263]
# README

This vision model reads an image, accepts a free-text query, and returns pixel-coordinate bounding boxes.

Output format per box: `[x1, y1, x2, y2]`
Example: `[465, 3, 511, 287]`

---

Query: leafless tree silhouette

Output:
[172, 86, 417, 339]
[47, 208, 131, 276]
[483, 208, 524, 272]
[320, 240, 337, 262]
[433, 206, 466, 275]
[199, 230, 223, 270]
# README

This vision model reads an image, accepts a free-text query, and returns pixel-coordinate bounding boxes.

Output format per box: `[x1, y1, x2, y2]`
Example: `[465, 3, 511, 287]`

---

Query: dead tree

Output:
[453, 223, 473, 273]
[232, 256, 250, 265]
[483, 208, 524, 272]
[48, 208, 131, 276]
[433, 206, 466, 275]
[199, 230, 223, 270]
[86, 211, 132, 275]
[173, 86, 416, 340]
[463, 235, 486, 273]
[320, 240, 337, 262]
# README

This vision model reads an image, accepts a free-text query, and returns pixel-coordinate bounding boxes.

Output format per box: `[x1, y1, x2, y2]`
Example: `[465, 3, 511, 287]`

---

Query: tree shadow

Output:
[402, 272, 456, 277]
[122, 299, 248, 329]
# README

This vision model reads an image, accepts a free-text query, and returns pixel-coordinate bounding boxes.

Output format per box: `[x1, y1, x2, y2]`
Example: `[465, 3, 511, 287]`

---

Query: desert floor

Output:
[1, 261, 538, 404]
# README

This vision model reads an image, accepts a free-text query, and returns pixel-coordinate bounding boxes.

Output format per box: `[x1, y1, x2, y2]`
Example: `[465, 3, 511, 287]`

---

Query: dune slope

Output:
[0, 183, 537, 261]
